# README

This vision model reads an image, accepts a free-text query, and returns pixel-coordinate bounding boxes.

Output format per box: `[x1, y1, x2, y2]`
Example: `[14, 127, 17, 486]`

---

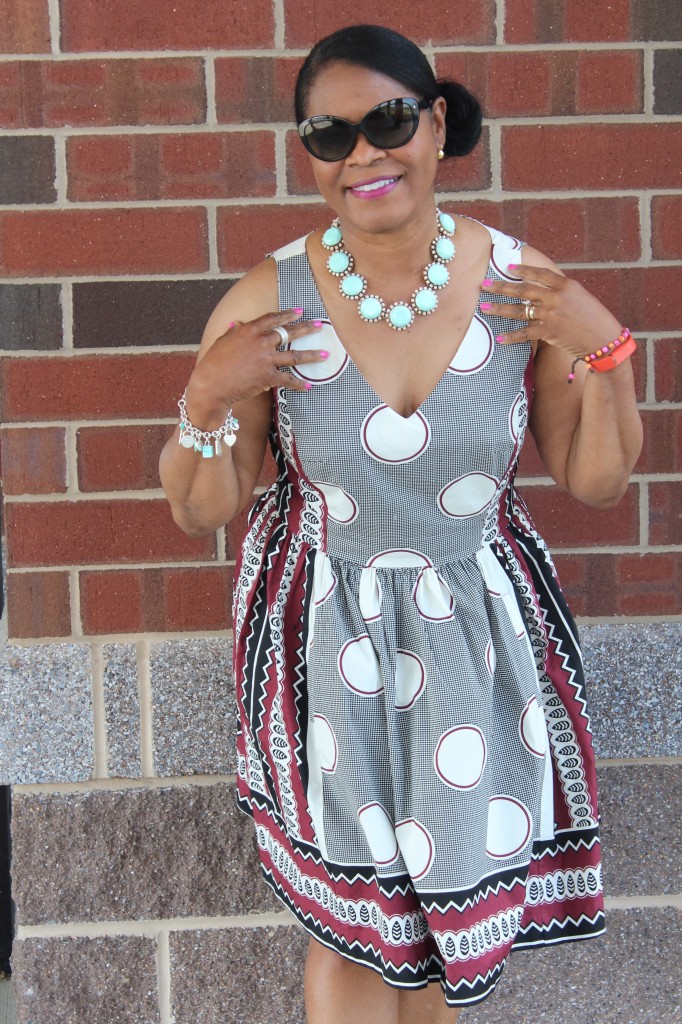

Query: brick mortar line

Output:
[204, 56, 216, 126]
[646, 331, 657, 403]
[12, 773, 236, 795]
[156, 930, 172, 1024]
[490, 123, 502, 193]
[1, 42, 679, 62]
[13, 900, 682, 943]
[273, 0, 285, 50]
[639, 480, 649, 547]
[68, 568, 81, 639]
[495, 0, 504, 46]
[3, 188, 682, 208]
[90, 643, 109, 777]
[47, 0, 60, 54]
[604, 894, 682, 911]
[65, 422, 78, 492]
[217, 525, 227, 563]
[275, 128, 287, 198]
[61, 281, 73, 348]
[14, 911, 296, 941]
[597, 757, 682, 767]
[640, 193, 653, 262]
[644, 45, 655, 117]
[53, 133, 67, 204]
[137, 640, 155, 778]
[207, 202, 219, 273]
[6, 562, 228, 574]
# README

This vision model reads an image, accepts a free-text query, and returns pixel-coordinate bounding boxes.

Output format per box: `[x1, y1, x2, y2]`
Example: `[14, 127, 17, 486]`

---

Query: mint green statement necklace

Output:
[321, 209, 456, 331]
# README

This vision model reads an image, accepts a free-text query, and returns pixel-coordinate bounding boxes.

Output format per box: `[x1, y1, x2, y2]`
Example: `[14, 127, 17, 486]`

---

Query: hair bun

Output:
[437, 80, 482, 157]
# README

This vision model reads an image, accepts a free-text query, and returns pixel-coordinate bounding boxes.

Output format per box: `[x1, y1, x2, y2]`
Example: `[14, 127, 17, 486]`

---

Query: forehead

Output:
[304, 62, 412, 119]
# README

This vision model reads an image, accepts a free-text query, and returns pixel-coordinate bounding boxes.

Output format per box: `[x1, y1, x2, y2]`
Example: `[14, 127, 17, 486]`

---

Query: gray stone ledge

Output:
[598, 764, 682, 897]
[581, 623, 682, 758]
[0, 643, 94, 785]
[10, 782, 278, 926]
[169, 924, 308, 1024]
[10, 934, 160, 1024]
[102, 644, 141, 779]
[150, 638, 237, 777]
[465, 908, 682, 1024]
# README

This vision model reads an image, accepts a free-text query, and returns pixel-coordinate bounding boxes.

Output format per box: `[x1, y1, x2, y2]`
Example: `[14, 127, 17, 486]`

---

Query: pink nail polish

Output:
[304, 382, 312, 390]
[481, 279, 493, 288]
[480, 302, 492, 310]
[313, 320, 323, 327]
[495, 335, 505, 344]
[227, 321, 235, 328]
[319, 350, 329, 358]
[294, 307, 304, 316]
[508, 264, 518, 270]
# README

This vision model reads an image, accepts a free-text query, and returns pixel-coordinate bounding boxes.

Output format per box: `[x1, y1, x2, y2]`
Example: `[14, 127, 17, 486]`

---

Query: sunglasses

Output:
[298, 96, 434, 162]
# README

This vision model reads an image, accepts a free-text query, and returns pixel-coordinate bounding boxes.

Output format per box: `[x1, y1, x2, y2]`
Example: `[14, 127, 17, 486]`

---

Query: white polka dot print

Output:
[358, 566, 382, 622]
[486, 796, 533, 859]
[438, 473, 499, 518]
[312, 714, 338, 773]
[519, 696, 548, 758]
[435, 726, 487, 790]
[338, 635, 383, 695]
[447, 315, 494, 375]
[395, 818, 435, 880]
[312, 552, 337, 607]
[395, 650, 426, 710]
[358, 802, 399, 866]
[361, 405, 431, 464]
[366, 549, 432, 569]
[412, 568, 456, 621]
[312, 481, 358, 524]
[288, 321, 349, 383]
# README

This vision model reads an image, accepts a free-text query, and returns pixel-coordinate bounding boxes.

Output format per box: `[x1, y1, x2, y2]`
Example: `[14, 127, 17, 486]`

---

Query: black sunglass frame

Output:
[297, 96, 434, 162]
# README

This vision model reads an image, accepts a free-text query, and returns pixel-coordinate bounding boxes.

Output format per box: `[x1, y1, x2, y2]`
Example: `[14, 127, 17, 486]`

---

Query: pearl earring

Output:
[437, 147, 445, 160]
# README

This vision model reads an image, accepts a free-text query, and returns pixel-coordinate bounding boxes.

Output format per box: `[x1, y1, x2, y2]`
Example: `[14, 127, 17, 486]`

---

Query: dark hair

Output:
[294, 24, 482, 158]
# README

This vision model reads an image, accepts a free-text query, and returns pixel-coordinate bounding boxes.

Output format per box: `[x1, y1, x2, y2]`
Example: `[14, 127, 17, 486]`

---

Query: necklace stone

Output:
[321, 209, 456, 331]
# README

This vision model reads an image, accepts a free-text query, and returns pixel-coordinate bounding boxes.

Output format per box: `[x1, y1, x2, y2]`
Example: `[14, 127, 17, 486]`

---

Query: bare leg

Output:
[304, 939, 462, 1024]
[398, 985, 462, 1024]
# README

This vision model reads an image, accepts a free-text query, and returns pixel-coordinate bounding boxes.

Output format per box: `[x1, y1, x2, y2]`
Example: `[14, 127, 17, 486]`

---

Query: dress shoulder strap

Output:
[270, 233, 327, 319]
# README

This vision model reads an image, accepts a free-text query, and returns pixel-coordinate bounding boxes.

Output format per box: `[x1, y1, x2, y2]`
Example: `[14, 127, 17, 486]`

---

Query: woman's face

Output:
[301, 61, 446, 236]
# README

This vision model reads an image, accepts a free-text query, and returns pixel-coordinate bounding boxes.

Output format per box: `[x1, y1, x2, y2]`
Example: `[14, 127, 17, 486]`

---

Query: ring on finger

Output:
[522, 300, 538, 321]
[271, 324, 290, 345]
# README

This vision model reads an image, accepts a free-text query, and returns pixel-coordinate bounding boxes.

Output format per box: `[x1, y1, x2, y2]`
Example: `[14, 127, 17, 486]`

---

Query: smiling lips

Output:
[348, 176, 401, 199]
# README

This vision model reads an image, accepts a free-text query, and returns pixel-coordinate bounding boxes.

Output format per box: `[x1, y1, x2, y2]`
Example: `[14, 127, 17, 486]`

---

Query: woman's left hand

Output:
[480, 264, 622, 358]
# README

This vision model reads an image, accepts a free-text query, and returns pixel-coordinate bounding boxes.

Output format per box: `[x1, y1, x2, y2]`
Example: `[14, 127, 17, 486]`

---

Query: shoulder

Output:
[197, 258, 278, 354]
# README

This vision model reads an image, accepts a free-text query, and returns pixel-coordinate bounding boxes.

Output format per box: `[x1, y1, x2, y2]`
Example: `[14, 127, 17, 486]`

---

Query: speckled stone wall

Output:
[2, 626, 681, 1023]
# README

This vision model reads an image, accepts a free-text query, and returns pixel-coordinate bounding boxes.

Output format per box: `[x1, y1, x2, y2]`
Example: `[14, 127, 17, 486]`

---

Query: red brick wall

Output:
[1, 0, 681, 639]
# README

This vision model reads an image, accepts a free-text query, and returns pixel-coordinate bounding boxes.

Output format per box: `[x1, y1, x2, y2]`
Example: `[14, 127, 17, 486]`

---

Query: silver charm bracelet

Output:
[177, 389, 239, 458]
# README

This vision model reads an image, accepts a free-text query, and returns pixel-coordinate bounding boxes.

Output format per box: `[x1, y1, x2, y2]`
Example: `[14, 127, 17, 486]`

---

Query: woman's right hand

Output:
[184, 307, 327, 424]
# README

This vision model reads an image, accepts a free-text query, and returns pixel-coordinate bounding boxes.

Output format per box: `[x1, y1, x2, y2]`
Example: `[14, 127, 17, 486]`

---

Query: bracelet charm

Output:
[177, 390, 239, 457]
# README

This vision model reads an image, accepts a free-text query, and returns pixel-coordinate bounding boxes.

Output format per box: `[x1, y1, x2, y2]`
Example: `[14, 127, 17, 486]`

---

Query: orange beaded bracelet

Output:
[568, 328, 636, 383]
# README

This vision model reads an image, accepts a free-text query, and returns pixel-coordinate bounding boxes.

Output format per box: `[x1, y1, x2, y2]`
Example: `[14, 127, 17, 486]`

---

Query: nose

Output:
[346, 130, 387, 165]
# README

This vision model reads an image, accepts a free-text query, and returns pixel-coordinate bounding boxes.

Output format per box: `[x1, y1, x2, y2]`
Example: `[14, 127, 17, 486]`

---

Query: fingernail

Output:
[304, 382, 312, 390]
[228, 321, 235, 328]
[508, 264, 518, 270]
[495, 335, 505, 344]
[313, 320, 323, 327]
[293, 307, 304, 315]
[319, 350, 329, 358]
[480, 302, 492, 310]
[481, 279, 493, 288]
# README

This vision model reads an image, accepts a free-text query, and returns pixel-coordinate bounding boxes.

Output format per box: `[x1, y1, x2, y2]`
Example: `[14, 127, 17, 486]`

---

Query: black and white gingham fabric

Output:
[233, 224, 604, 1007]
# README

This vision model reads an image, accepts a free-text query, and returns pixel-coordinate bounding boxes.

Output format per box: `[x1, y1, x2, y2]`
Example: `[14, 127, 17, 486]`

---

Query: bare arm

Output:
[482, 246, 643, 508]
[159, 259, 327, 535]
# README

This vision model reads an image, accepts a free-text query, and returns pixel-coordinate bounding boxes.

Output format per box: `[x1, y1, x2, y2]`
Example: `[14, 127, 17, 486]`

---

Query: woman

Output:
[160, 25, 642, 1023]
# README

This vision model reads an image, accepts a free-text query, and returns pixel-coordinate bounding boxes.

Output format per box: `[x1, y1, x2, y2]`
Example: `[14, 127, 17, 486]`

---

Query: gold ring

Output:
[527, 304, 537, 321]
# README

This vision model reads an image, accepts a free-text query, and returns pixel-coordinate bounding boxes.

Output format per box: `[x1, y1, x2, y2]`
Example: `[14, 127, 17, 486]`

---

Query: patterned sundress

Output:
[233, 224, 605, 1007]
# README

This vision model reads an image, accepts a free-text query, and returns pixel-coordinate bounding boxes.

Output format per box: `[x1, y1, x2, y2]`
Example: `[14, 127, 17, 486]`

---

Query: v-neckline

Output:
[303, 230, 495, 421]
